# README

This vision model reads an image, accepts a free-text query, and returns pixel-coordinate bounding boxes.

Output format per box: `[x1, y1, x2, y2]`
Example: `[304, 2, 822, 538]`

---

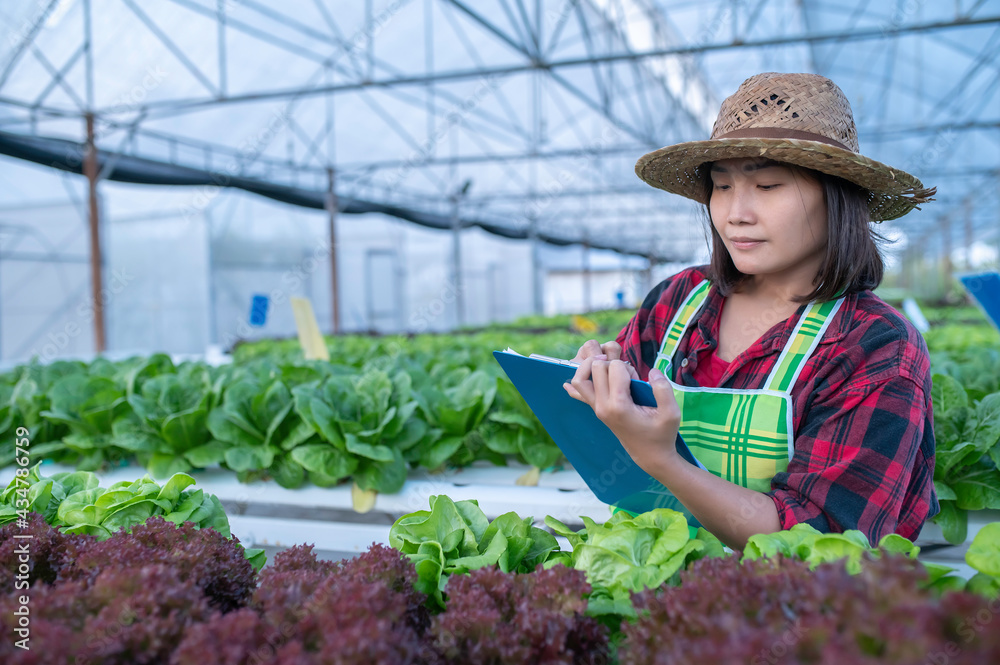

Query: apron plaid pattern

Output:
[655, 282, 844, 493]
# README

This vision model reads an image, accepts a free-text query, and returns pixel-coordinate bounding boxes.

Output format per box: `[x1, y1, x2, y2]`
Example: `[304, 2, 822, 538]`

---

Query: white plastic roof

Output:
[3, 0, 998, 250]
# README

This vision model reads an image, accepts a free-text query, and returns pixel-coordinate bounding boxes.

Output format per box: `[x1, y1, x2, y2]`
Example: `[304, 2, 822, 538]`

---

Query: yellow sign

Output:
[290, 297, 330, 361]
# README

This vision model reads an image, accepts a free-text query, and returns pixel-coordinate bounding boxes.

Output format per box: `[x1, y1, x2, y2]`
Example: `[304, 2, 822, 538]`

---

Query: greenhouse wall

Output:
[0, 158, 557, 363]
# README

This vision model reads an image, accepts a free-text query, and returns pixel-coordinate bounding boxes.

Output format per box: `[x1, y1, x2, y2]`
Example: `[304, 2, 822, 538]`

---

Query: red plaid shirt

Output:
[616, 266, 939, 543]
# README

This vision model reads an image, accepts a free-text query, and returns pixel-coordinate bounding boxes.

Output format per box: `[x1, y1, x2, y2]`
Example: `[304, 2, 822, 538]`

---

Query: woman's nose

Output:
[727, 186, 756, 224]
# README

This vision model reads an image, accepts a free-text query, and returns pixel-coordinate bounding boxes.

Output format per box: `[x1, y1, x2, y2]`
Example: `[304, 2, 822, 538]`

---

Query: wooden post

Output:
[83, 113, 105, 352]
[325, 168, 340, 334]
[941, 215, 952, 297]
[529, 214, 543, 315]
[451, 196, 464, 327]
[964, 200, 974, 271]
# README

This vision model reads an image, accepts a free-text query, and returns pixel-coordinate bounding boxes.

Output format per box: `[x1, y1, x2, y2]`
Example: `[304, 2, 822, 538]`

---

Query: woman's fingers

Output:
[572, 339, 624, 363]
[601, 341, 623, 361]
[607, 360, 636, 405]
[648, 367, 682, 426]
[590, 358, 611, 408]
[566, 354, 603, 403]
[568, 358, 647, 428]
[592, 359, 641, 422]
[571, 339, 603, 363]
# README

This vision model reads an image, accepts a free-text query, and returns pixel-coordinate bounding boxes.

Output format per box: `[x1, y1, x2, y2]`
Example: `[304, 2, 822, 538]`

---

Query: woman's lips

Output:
[730, 239, 764, 250]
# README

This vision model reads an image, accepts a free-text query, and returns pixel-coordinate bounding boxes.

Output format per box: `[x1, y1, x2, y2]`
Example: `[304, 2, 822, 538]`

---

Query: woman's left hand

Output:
[563, 356, 682, 476]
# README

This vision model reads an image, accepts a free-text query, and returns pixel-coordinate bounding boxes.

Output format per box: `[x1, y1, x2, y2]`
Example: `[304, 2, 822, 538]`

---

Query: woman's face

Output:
[709, 157, 828, 290]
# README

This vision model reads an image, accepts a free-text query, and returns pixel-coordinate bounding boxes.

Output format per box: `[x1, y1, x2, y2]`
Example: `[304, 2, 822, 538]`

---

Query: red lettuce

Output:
[0, 563, 213, 665]
[0, 513, 84, 589]
[174, 543, 433, 665]
[60, 515, 255, 612]
[619, 554, 1000, 665]
[429, 564, 609, 665]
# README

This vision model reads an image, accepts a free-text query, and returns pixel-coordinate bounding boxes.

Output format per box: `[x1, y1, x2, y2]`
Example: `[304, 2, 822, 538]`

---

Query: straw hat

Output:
[635, 72, 935, 221]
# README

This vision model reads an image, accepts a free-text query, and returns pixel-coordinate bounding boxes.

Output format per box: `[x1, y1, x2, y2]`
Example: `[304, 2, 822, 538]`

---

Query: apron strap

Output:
[654, 279, 712, 378]
[763, 297, 845, 393]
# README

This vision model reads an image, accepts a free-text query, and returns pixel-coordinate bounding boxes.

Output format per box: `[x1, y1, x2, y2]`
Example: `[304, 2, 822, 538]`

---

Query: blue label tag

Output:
[960, 272, 1000, 331]
[249, 294, 269, 327]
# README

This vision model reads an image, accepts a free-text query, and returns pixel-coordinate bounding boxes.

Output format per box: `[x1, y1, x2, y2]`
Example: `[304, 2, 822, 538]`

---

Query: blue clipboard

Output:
[493, 350, 704, 523]
[959, 272, 1000, 331]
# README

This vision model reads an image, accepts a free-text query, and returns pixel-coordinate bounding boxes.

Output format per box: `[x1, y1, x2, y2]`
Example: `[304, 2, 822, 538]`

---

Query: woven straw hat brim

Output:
[635, 137, 935, 222]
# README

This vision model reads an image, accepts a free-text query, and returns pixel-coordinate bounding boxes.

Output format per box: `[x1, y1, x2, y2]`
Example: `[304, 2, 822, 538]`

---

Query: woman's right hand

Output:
[572, 339, 622, 362]
[572, 340, 638, 379]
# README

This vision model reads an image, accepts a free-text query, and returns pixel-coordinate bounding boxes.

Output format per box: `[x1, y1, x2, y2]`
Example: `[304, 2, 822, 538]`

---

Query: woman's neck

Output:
[736, 265, 819, 309]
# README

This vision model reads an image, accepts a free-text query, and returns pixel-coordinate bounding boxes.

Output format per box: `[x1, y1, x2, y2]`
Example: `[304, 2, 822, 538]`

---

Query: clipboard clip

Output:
[528, 353, 581, 368]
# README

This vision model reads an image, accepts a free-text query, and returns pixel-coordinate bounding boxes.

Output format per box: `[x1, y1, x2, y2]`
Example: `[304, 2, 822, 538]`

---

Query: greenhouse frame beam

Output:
[0, 0, 61, 91]
[202, 0, 539, 155]
[165, 0, 538, 162]
[9, 112, 975, 184]
[26, 46, 86, 111]
[30, 44, 86, 111]
[861, 119, 1000, 141]
[443, 0, 669, 146]
[338, 143, 645, 170]
[101, 12, 1000, 117]
[122, 0, 219, 97]
[163, 0, 342, 66]
[338, 119, 1000, 172]
[0, 251, 89, 263]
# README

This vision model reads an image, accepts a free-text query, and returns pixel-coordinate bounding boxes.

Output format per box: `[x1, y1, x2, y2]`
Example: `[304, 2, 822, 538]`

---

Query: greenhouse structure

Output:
[1, 1, 1000, 663]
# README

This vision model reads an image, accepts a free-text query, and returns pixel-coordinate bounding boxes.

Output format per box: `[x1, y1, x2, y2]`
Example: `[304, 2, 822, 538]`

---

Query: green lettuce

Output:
[742, 522, 919, 574]
[930, 373, 1000, 544]
[0, 463, 261, 568]
[209, 374, 316, 486]
[389, 495, 559, 609]
[544, 509, 723, 618]
[965, 522, 1000, 598]
[38, 373, 133, 470]
[481, 378, 562, 469]
[293, 365, 427, 493]
[412, 367, 498, 469]
[114, 364, 216, 478]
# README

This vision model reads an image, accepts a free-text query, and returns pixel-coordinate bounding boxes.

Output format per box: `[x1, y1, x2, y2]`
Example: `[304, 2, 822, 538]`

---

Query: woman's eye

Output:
[713, 184, 730, 191]
[758, 184, 779, 190]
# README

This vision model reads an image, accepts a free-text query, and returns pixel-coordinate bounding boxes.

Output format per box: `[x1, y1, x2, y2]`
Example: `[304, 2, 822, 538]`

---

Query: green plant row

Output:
[390, 495, 1000, 623]
[0, 463, 265, 569]
[458, 308, 634, 334]
[0, 334, 581, 492]
[923, 324, 1000, 353]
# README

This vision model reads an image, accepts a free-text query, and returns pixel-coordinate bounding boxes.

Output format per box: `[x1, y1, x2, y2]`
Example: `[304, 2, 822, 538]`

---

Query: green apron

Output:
[616, 279, 844, 535]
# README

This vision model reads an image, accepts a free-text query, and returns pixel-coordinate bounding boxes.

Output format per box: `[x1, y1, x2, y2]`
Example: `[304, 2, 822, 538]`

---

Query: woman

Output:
[565, 72, 938, 551]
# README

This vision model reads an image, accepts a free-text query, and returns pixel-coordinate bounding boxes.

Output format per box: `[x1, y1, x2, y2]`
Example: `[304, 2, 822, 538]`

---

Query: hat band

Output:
[715, 127, 851, 152]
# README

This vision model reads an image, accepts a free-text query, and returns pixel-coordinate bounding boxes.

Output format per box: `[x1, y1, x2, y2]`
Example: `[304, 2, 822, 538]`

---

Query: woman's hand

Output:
[563, 357, 681, 476]
[572, 340, 638, 379]
[564, 354, 782, 551]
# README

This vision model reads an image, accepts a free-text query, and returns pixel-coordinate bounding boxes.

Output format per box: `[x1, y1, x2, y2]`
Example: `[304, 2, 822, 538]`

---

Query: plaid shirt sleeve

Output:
[769, 367, 937, 543]
[615, 266, 938, 544]
[768, 309, 939, 543]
